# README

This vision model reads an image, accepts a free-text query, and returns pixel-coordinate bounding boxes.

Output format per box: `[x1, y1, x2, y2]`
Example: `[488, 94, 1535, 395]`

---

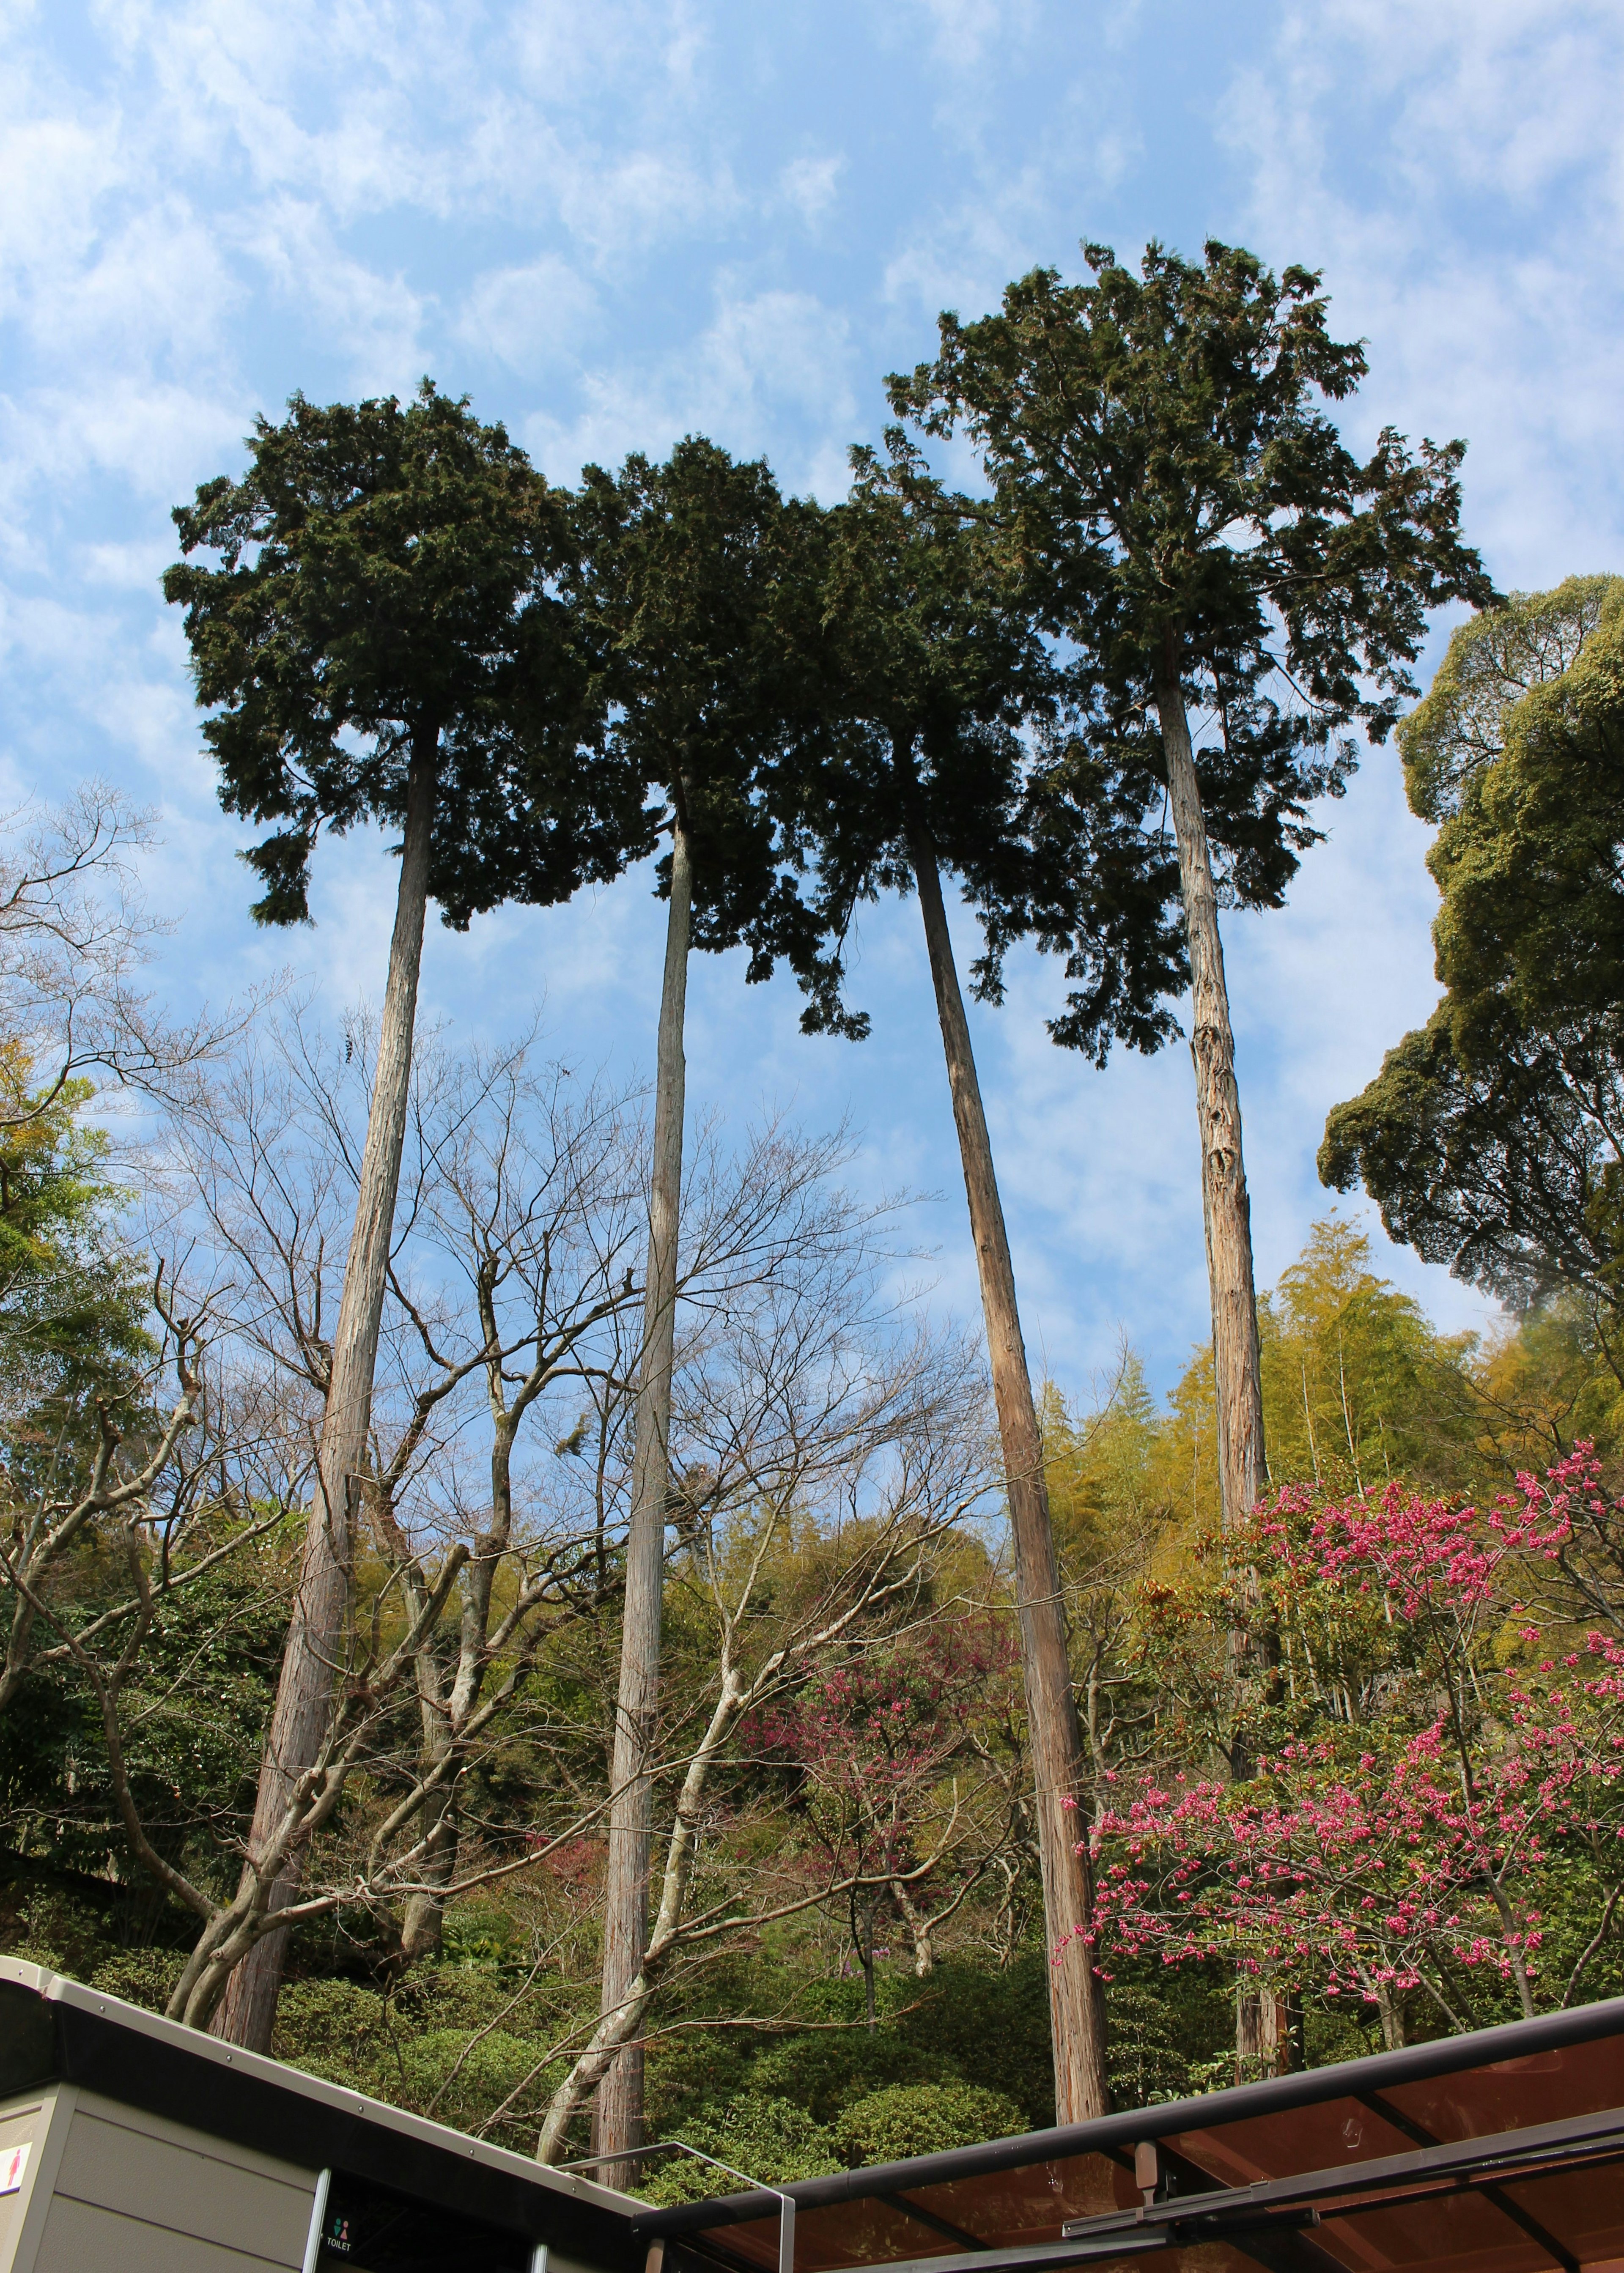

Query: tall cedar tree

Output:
[892, 241, 1496, 1545]
[165, 384, 644, 2049]
[565, 436, 840, 2178]
[784, 436, 1176, 2122]
[1322, 578, 1624, 1362]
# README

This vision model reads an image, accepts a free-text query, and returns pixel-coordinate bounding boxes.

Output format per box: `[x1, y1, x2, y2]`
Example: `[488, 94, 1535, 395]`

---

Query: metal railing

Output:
[562, 2140, 798, 2273]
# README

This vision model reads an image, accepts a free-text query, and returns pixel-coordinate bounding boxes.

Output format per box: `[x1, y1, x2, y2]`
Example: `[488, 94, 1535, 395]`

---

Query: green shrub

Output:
[392, 2027, 551, 2136]
[832, 2082, 1028, 2169]
[892, 1958, 1054, 2128]
[645, 2028, 758, 2135]
[636, 2096, 838, 2203]
[272, 1978, 390, 2087]
[90, 1947, 186, 2014]
[1103, 1971, 1236, 2107]
[1, 1889, 115, 1977]
[746, 2030, 945, 2125]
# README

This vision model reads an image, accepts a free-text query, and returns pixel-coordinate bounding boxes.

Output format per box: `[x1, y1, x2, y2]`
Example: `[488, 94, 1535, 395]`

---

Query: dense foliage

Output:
[890, 238, 1494, 1061]
[163, 381, 641, 930]
[1322, 579, 1624, 1337]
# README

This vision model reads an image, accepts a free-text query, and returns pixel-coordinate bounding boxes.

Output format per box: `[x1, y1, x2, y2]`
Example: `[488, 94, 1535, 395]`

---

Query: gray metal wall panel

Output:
[52, 2106, 311, 2266]
[30, 2193, 294, 2273]
[71, 2089, 317, 2190]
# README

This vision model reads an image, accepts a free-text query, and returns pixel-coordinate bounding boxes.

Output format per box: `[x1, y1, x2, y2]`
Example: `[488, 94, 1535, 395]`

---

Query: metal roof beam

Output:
[878, 2194, 990, 2251]
[1354, 2089, 1578, 2273]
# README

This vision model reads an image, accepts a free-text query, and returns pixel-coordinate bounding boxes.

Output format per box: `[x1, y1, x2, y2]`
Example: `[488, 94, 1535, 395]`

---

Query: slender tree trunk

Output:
[891, 1873, 934, 1978]
[538, 1667, 746, 2166]
[905, 803, 1109, 2124]
[1152, 661, 1270, 2070]
[398, 1636, 456, 1968]
[594, 811, 692, 2185]
[398, 1779, 457, 1963]
[1232, 1983, 1292, 2079]
[1374, 1979, 1406, 2053]
[1152, 667, 1266, 1534]
[211, 730, 438, 2052]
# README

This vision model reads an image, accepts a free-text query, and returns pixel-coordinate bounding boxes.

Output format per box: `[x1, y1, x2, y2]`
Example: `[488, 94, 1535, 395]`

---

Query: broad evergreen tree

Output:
[892, 240, 1495, 1539]
[782, 437, 1174, 2122]
[1322, 577, 1624, 1360]
[568, 436, 841, 2178]
[165, 383, 642, 2048]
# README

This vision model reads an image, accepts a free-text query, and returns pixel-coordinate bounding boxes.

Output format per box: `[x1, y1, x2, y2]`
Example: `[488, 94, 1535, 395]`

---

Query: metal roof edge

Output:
[0, 1957, 642, 2226]
[632, 1990, 1624, 2237]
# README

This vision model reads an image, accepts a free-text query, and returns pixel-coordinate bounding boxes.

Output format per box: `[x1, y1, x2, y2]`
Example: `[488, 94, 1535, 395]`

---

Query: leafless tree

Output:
[532, 1181, 996, 2161]
[139, 1028, 648, 2026]
[0, 784, 236, 1131]
[138, 1022, 934, 2045]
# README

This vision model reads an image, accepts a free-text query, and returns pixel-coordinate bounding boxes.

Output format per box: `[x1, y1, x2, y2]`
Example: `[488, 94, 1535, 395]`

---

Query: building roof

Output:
[12, 1954, 1624, 2273]
[0, 1957, 641, 2267]
[634, 1993, 1624, 2273]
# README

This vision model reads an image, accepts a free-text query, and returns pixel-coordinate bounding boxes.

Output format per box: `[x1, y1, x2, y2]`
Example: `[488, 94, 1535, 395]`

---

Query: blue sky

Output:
[3, 0, 1621, 1401]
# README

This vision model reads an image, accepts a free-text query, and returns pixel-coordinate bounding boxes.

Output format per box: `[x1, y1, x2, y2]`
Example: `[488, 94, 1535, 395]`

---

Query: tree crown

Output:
[890, 240, 1496, 1060]
[1322, 579, 1624, 1318]
[165, 382, 642, 928]
[894, 238, 1493, 737]
[571, 436, 849, 1015]
[774, 437, 1183, 1052]
[1399, 574, 1622, 823]
[790, 439, 1049, 1026]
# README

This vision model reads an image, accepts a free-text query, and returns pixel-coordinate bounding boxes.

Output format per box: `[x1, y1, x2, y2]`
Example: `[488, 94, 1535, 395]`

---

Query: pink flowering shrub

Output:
[743, 1619, 1022, 1901]
[1083, 1450, 1624, 2031]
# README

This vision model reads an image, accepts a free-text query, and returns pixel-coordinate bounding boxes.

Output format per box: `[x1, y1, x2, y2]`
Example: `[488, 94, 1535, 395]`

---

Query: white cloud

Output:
[1219, 0, 1624, 587]
[880, 60, 1141, 325]
[456, 254, 599, 375]
[703, 287, 856, 426]
[238, 195, 427, 394]
[523, 284, 857, 491]
[0, 382, 249, 521]
[779, 153, 843, 227]
[0, 110, 124, 319]
[1298, 1, 1624, 207]
[508, 0, 707, 113]
[77, 537, 173, 589]
[899, 0, 1040, 75]
[22, 199, 239, 370]
[80, 0, 740, 265]
[93, 0, 489, 217]
[550, 145, 738, 267]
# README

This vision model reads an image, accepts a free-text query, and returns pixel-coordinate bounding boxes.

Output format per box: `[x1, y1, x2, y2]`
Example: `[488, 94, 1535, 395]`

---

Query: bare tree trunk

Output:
[211, 729, 438, 2052]
[1152, 669, 1266, 1534]
[1152, 663, 1270, 2071]
[539, 1662, 744, 2168]
[1374, 1978, 1406, 2054]
[905, 806, 1109, 2125]
[891, 1873, 934, 1977]
[398, 1617, 455, 1968]
[594, 812, 692, 2184]
[1233, 1982, 1292, 2078]
[398, 1786, 456, 1963]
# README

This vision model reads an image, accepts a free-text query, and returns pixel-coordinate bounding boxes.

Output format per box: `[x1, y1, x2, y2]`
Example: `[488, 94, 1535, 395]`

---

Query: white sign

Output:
[0, 2143, 30, 2196]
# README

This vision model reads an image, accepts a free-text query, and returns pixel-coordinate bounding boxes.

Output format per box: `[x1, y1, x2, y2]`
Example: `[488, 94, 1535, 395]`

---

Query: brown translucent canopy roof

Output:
[631, 1997, 1624, 2273]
